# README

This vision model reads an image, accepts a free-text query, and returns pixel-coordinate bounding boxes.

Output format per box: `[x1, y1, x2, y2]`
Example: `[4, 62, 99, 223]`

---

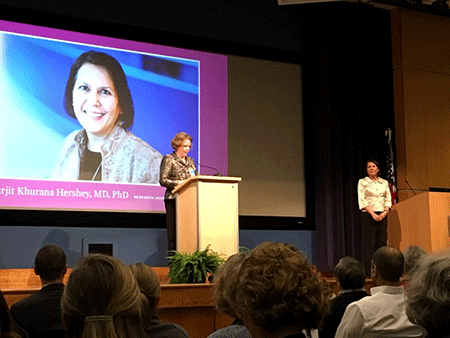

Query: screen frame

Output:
[0, 19, 228, 214]
[0, 8, 314, 230]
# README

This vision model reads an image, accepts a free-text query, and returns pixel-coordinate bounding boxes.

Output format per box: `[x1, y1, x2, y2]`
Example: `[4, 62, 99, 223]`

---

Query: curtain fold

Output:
[302, 4, 395, 272]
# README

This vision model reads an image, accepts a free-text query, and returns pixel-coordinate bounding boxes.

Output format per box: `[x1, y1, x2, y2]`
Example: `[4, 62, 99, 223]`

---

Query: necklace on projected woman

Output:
[92, 161, 102, 181]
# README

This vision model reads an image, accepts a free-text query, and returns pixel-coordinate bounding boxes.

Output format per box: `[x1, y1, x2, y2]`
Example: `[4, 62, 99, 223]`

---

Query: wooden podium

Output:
[172, 175, 242, 257]
[388, 191, 450, 253]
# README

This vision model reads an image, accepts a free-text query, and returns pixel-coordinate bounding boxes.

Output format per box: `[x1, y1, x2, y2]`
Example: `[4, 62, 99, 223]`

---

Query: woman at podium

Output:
[160, 132, 197, 251]
[357, 160, 392, 275]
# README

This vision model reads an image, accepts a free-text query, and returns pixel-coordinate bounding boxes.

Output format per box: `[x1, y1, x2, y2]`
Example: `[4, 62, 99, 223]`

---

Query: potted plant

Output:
[167, 245, 225, 283]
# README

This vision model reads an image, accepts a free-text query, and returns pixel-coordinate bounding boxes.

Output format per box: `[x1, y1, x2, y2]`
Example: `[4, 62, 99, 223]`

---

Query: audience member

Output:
[335, 246, 426, 338]
[0, 290, 21, 338]
[319, 256, 368, 338]
[231, 242, 332, 338]
[406, 251, 450, 338]
[402, 245, 427, 288]
[207, 252, 251, 338]
[129, 262, 190, 338]
[61, 253, 148, 338]
[10, 245, 67, 338]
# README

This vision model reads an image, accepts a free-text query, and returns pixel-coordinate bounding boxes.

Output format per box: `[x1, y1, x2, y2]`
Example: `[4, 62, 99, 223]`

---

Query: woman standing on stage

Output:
[160, 132, 197, 252]
[358, 160, 392, 275]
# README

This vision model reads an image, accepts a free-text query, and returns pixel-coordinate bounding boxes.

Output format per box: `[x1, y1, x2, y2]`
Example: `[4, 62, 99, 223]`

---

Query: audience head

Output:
[334, 256, 366, 291]
[34, 244, 67, 283]
[406, 252, 450, 335]
[129, 263, 160, 310]
[403, 245, 427, 283]
[371, 246, 404, 285]
[61, 254, 146, 338]
[0, 289, 11, 334]
[212, 252, 247, 318]
[0, 290, 21, 338]
[232, 242, 331, 337]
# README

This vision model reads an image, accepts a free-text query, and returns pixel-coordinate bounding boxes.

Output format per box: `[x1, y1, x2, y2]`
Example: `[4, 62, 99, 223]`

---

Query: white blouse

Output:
[357, 176, 392, 212]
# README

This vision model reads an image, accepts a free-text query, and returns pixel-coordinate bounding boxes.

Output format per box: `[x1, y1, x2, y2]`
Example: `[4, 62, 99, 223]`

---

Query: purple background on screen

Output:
[0, 20, 228, 212]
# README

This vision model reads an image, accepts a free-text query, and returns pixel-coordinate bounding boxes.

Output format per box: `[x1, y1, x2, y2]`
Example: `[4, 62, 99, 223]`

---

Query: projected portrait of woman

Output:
[52, 50, 162, 183]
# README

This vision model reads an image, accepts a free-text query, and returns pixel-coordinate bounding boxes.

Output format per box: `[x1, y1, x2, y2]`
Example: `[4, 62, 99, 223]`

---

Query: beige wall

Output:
[392, 8, 450, 201]
[227, 55, 305, 217]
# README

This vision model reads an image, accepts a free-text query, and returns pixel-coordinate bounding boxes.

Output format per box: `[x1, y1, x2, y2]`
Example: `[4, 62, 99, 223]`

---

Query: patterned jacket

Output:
[159, 152, 197, 199]
[52, 125, 162, 183]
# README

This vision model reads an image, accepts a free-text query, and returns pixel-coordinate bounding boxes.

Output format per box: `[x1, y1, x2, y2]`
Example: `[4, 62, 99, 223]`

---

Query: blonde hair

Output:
[233, 242, 332, 334]
[171, 132, 193, 150]
[129, 263, 160, 309]
[62, 254, 146, 338]
[212, 252, 247, 318]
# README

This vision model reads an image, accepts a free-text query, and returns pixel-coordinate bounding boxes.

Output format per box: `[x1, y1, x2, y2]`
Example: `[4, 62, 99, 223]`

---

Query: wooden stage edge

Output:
[0, 268, 372, 338]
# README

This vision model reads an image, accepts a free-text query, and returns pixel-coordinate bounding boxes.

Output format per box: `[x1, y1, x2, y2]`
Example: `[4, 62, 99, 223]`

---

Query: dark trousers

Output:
[164, 199, 176, 252]
[361, 211, 387, 276]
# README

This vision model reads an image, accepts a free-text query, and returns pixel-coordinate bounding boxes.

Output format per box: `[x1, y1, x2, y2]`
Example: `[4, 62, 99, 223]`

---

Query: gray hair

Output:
[403, 245, 427, 281]
[406, 252, 450, 332]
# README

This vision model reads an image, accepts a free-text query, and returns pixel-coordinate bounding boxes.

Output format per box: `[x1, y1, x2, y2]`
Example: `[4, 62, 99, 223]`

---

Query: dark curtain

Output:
[302, 3, 395, 272]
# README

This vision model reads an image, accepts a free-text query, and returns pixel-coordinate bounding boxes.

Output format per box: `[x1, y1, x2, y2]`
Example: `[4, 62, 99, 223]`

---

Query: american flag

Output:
[385, 128, 398, 204]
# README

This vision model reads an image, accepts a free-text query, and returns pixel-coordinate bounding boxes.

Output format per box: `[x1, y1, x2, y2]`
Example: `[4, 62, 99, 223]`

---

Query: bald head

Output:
[372, 246, 404, 284]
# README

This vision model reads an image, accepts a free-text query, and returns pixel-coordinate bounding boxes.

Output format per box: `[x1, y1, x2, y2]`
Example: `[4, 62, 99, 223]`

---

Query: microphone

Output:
[195, 161, 222, 176]
[405, 180, 417, 196]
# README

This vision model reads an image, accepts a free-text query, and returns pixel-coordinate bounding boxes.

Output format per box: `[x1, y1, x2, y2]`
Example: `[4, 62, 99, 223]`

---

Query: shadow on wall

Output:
[145, 230, 169, 267]
[42, 229, 83, 267]
[239, 229, 314, 263]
